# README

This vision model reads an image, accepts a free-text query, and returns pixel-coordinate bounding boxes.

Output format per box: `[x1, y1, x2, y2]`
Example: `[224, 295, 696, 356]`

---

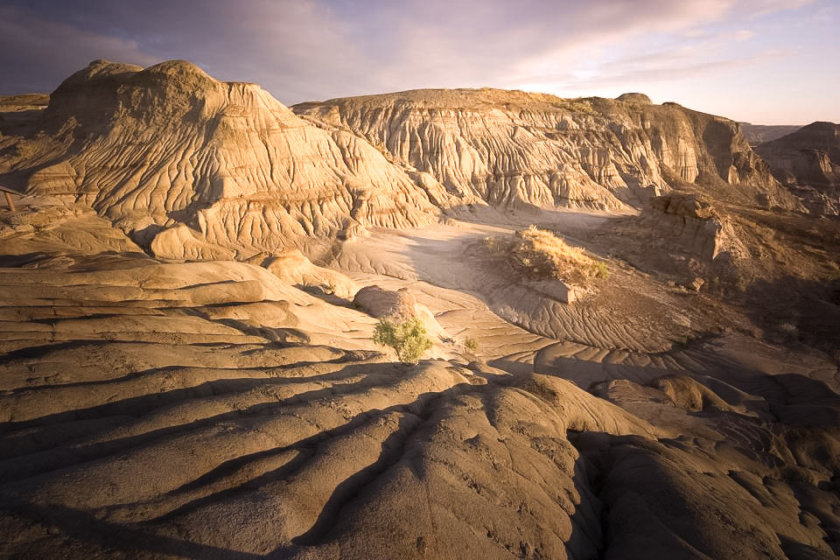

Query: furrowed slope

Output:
[0, 60, 440, 260]
[1, 203, 839, 559]
[294, 89, 799, 212]
[1, 63, 802, 264]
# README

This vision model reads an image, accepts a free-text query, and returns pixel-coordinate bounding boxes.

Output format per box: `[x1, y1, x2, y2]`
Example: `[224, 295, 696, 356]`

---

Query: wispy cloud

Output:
[733, 29, 756, 41]
[0, 0, 835, 123]
[0, 5, 159, 93]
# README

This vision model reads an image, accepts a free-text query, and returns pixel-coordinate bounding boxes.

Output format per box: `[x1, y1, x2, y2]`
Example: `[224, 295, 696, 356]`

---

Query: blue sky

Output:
[1, 0, 837, 124]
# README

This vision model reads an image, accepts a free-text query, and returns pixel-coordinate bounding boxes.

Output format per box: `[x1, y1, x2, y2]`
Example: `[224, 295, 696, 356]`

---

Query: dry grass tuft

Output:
[487, 225, 608, 285]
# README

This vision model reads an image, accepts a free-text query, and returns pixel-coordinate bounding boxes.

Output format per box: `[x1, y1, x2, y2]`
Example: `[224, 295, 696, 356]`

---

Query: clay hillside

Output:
[0, 60, 839, 560]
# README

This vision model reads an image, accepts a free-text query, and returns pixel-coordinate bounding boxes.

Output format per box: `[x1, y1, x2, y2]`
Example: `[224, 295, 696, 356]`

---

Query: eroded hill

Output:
[739, 122, 801, 146]
[294, 89, 799, 213]
[0, 60, 441, 261]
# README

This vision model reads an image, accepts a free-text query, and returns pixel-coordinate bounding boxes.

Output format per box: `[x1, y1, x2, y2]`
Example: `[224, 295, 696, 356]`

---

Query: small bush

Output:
[373, 317, 433, 364]
[593, 261, 609, 279]
[464, 336, 478, 353]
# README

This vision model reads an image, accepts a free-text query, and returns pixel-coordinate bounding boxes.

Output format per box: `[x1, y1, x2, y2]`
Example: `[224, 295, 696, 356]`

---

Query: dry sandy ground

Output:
[1, 201, 839, 559]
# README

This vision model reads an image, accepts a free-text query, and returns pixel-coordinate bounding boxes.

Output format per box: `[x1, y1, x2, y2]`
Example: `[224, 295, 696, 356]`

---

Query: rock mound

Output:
[483, 226, 609, 304]
[354, 285, 417, 320]
[616, 92, 652, 104]
[601, 193, 753, 292]
[264, 250, 358, 299]
[651, 192, 717, 220]
[647, 193, 746, 263]
[1, 60, 439, 260]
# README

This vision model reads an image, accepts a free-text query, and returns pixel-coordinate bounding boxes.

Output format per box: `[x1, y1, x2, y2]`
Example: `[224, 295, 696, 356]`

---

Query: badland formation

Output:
[1, 60, 839, 559]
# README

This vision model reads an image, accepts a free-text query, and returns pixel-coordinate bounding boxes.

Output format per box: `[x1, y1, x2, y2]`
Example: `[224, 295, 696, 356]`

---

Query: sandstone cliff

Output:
[295, 88, 799, 212]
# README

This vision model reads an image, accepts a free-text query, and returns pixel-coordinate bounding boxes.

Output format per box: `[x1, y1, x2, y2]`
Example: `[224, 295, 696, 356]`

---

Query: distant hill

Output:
[755, 121, 840, 215]
[739, 122, 801, 145]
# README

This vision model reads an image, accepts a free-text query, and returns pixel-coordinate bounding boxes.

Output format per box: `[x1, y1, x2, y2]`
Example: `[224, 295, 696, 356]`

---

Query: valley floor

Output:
[1, 202, 839, 559]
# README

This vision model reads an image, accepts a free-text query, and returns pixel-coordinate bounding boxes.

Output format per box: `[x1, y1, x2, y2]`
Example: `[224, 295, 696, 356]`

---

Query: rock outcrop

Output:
[354, 285, 418, 321]
[648, 194, 747, 263]
[295, 89, 800, 212]
[264, 249, 358, 299]
[600, 193, 753, 291]
[755, 122, 840, 215]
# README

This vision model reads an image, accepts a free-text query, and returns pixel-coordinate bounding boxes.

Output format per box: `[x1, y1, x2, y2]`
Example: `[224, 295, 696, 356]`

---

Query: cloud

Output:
[0, 0, 806, 98]
[0, 5, 159, 94]
[744, 0, 815, 17]
[0, 1, 366, 99]
[0, 0, 833, 123]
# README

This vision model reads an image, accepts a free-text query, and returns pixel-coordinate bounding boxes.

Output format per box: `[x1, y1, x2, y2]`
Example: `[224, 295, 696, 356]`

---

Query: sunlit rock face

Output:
[295, 89, 798, 213]
[0, 61, 799, 263]
[1, 59, 439, 260]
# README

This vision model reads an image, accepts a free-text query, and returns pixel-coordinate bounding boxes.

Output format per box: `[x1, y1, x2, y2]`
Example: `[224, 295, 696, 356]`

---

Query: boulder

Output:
[353, 285, 417, 321]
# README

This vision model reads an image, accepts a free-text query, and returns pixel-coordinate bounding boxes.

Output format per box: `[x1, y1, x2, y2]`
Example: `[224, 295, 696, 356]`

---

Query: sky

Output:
[0, 0, 837, 124]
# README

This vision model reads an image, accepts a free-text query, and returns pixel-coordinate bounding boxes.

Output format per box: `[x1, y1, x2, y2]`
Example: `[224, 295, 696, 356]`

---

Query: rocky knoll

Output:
[645, 193, 749, 282]
[755, 122, 840, 215]
[0, 60, 440, 260]
[295, 88, 799, 212]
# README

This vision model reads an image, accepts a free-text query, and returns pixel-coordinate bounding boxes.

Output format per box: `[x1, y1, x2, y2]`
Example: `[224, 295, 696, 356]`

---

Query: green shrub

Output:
[593, 261, 609, 279]
[373, 317, 433, 364]
[464, 336, 478, 353]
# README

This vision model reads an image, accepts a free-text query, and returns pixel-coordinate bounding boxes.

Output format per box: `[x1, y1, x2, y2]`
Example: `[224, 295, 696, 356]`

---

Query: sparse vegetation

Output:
[778, 322, 799, 337]
[486, 225, 609, 284]
[593, 261, 609, 279]
[373, 317, 433, 364]
[464, 336, 478, 353]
